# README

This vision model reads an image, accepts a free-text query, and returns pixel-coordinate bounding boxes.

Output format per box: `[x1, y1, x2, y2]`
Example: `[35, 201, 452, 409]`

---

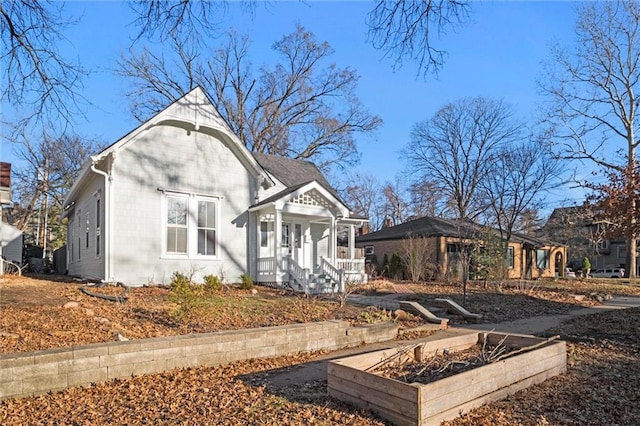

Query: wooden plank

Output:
[420, 341, 566, 401]
[419, 333, 478, 355]
[328, 362, 418, 402]
[421, 345, 566, 415]
[422, 342, 565, 400]
[434, 298, 483, 321]
[328, 374, 418, 418]
[422, 351, 567, 415]
[399, 301, 449, 326]
[331, 334, 477, 371]
[329, 388, 416, 426]
[421, 363, 567, 426]
[331, 347, 406, 370]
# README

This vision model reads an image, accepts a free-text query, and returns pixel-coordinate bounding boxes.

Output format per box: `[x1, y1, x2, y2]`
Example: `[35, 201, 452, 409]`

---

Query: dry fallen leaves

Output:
[1, 275, 640, 425]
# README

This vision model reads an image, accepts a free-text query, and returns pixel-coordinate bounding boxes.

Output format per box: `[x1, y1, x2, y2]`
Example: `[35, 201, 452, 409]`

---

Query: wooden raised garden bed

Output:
[327, 332, 566, 426]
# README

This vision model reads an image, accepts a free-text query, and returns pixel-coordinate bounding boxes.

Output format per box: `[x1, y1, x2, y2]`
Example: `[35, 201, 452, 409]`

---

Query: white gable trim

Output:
[249, 181, 350, 217]
[64, 87, 274, 207]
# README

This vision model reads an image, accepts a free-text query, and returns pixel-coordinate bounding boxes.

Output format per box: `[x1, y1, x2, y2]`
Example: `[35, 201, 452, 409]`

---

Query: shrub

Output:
[169, 271, 203, 322]
[203, 274, 222, 293]
[240, 274, 254, 290]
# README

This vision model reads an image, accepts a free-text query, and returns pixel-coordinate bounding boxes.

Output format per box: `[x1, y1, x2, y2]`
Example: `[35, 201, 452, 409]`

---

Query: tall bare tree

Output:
[118, 25, 382, 172]
[481, 138, 563, 244]
[407, 180, 451, 219]
[8, 130, 102, 249]
[367, 0, 471, 77]
[404, 97, 522, 220]
[540, 1, 640, 277]
[338, 172, 386, 231]
[1, 0, 85, 126]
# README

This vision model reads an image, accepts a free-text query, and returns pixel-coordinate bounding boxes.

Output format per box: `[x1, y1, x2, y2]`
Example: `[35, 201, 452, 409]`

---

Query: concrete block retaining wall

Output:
[0, 320, 398, 400]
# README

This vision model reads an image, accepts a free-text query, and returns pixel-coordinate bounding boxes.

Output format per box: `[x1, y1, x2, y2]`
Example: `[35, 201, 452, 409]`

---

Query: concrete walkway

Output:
[463, 295, 640, 335]
[258, 295, 640, 395]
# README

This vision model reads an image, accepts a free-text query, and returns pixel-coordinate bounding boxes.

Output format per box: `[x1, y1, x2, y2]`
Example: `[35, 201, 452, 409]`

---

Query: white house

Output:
[63, 87, 366, 292]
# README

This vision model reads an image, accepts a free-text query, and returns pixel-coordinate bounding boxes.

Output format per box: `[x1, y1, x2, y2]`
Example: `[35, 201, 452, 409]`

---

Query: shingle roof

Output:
[251, 152, 342, 201]
[357, 216, 557, 247]
[356, 216, 481, 242]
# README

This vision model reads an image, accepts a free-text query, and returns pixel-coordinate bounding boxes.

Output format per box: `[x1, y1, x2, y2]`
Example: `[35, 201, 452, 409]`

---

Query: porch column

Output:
[348, 224, 355, 259]
[329, 216, 337, 263]
[274, 209, 282, 283]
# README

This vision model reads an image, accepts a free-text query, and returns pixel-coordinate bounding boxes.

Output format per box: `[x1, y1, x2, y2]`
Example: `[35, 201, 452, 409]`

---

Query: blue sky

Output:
[2, 1, 585, 214]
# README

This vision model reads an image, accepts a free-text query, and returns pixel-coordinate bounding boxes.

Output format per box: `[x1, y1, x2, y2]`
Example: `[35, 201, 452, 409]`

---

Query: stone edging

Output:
[0, 320, 398, 400]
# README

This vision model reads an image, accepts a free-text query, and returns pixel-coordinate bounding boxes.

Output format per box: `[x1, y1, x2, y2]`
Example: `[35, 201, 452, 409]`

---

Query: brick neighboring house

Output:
[539, 206, 629, 274]
[356, 216, 566, 280]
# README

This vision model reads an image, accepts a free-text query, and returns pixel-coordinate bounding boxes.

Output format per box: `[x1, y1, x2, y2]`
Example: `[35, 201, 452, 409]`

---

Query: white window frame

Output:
[95, 191, 101, 258]
[162, 192, 220, 259]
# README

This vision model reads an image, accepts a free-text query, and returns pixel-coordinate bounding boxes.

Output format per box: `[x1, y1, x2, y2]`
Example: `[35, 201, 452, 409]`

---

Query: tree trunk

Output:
[628, 236, 637, 278]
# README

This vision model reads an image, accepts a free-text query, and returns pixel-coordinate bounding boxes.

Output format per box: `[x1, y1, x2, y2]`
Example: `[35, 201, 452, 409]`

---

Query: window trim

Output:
[161, 191, 220, 259]
[536, 249, 550, 269]
[506, 246, 514, 269]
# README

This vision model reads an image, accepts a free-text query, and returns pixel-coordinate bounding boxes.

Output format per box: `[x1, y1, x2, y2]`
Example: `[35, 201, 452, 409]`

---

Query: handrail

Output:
[320, 257, 344, 292]
[287, 255, 309, 294]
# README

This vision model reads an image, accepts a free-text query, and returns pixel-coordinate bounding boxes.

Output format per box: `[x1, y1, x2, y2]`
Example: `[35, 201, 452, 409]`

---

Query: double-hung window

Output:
[164, 193, 218, 258]
[197, 200, 216, 256]
[167, 196, 188, 254]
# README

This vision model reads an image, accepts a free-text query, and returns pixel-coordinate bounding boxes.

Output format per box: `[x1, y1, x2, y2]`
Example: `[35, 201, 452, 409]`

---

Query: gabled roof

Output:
[64, 87, 273, 206]
[357, 216, 558, 247]
[357, 216, 481, 242]
[251, 152, 337, 196]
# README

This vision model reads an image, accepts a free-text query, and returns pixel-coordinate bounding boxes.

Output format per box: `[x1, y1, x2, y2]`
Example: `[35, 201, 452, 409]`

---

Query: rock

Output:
[572, 294, 586, 301]
[63, 301, 80, 309]
[251, 289, 258, 295]
[83, 308, 95, 316]
[94, 317, 110, 324]
[393, 309, 410, 321]
[0, 332, 20, 339]
[114, 332, 129, 341]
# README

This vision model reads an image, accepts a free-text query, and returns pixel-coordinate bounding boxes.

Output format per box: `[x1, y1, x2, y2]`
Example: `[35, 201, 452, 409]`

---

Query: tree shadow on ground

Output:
[235, 348, 390, 423]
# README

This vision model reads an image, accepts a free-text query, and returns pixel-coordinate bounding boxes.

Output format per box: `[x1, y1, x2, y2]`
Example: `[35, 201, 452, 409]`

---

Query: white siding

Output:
[0, 222, 23, 265]
[109, 125, 256, 285]
[66, 174, 105, 280]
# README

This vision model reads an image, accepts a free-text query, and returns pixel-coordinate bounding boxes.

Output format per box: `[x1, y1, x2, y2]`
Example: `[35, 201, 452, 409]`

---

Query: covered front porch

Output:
[248, 182, 367, 294]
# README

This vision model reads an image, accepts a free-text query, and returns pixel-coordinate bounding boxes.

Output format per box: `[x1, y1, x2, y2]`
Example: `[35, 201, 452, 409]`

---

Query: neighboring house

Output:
[1, 163, 23, 274]
[356, 216, 566, 280]
[62, 87, 366, 292]
[540, 206, 629, 274]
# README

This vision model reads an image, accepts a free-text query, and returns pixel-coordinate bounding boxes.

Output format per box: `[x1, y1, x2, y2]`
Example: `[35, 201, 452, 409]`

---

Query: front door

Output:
[282, 222, 305, 268]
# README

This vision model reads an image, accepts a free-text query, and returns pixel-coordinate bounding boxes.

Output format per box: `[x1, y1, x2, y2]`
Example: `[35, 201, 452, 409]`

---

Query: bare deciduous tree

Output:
[541, 1, 640, 277]
[404, 97, 522, 220]
[399, 232, 432, 282]
[118, 25, 382, 172]
[481, 138, 563, 244]
[338, 172, 386, 231]
[8, 130, 102, 249]
[367, 0, 471, 77]
[406, 180, 451, 220]
[1, 0, 85, 126]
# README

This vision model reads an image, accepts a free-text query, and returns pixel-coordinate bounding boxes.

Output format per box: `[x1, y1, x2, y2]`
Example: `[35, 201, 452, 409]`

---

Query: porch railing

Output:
[336, 258, 365, 273]
[257, 257, 276, 279]
[287, 256, 309, 294]
[320, 257, 344, 293]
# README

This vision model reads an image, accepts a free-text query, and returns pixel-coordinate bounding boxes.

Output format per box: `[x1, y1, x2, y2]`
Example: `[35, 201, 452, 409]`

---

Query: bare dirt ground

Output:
[1, 275, 640, 425]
